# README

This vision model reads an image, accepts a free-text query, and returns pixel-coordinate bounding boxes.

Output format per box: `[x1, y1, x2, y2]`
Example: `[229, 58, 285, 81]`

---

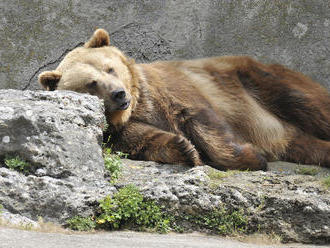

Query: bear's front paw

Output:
[172, 135, 203, 166]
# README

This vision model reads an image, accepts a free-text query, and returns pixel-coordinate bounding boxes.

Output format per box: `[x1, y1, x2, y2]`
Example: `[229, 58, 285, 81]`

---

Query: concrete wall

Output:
[1, 0, 330, 90]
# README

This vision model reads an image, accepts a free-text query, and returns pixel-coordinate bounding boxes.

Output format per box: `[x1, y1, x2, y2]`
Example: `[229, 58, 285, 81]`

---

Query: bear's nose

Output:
[111, 88, 126, 102]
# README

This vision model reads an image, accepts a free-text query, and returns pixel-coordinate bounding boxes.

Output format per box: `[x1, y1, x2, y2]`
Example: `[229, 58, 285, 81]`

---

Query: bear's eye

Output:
[87, 80, 98, 88]
[107, 68, 115, 74]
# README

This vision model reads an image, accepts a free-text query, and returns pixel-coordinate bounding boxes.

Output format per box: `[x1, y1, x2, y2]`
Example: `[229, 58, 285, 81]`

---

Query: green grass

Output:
[102, 119, 109, 132]
[208, 169, 241, 180]
[295, 167, 319, 176]
[322, 176, 330, 189]
[66, 216, 96, 231]
[4, 156, 31, 174]
[207, 168, 242, 189]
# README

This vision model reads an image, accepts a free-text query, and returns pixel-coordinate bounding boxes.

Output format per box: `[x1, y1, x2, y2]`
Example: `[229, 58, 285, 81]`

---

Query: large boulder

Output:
[0, 0, 330, 90]
[0, 90, 115, 222]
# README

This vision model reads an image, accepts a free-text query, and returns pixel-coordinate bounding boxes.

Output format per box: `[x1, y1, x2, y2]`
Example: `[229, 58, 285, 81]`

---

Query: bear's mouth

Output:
[118, 100, 130, 110]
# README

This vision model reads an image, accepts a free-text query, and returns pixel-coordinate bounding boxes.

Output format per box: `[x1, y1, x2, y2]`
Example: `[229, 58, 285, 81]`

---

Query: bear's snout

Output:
[111, 88, 126, 102]
[111, 88, 130, 110]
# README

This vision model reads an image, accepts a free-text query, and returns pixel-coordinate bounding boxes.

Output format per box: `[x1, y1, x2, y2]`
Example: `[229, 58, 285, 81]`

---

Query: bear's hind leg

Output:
[235, 59, 330, 140]
[282, 133, 330, 167]
[183, 111, 267, 171]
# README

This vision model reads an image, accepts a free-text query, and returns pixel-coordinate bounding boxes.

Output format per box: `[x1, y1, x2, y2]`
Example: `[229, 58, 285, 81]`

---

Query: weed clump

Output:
[207, 168, 242, 189]
[66, 185, 170, 233]
[4, 156, 32, 174]
[66, 216, 96, 231]
[208, 169, 241, 180]
[103, 146, 127, 183]
[295, 167, 319, 176]
[322, 176, 330, 189]
[180, 208, 248, 235]
[97, 185, 170, 233]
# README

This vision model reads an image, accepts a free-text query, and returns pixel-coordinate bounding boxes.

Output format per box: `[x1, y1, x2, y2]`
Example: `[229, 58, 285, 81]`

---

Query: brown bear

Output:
[39, 29, 330, 170]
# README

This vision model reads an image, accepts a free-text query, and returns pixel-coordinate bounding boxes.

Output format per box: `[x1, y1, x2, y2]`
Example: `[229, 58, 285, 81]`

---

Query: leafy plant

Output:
[182, 208, 248, 235]
[66, 216, 96, 231]
[4, 156, 31, 174]
[102, 119, 109, 132]
[96, 185, 170, 233]
[103, 147, 127, 182]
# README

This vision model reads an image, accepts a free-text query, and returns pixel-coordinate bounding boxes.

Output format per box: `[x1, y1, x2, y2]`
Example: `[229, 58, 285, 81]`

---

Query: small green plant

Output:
[295, 167, 319, 176]
[96, 185, 170, 233]
[207, 168, 242, 189]
[103, 147, 127, 182]
[102, 119, 109, 132]
[4, 156, 31, 174]
[66, 216, 96, 231]
[0, 204, 3, 214]
[186, 208, 248, 235]
[256, 196, 266, 212]
[208, 169, 241, 180]
[322, 176, 330, 189]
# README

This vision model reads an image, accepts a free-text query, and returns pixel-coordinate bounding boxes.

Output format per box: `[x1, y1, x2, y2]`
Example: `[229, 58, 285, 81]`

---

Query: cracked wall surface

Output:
[0, 0, 330, 90]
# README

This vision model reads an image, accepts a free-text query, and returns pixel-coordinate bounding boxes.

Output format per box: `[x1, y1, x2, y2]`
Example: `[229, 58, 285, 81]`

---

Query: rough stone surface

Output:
[1, 1, 330, 90]
[0, 90, 115, 223]
[116, 160, 330, 244]
[0, 208, 39, 228]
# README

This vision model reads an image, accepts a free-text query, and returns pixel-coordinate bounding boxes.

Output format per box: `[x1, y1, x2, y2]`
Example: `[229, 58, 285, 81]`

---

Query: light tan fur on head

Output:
[38, 29, 141, 126]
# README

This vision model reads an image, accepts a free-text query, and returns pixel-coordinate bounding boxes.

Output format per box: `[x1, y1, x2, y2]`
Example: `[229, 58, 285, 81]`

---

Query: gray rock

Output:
[0, 1, 330, 91]
[116, 159, 330, 244]
[0, 89, 104, 181]
[0, 208, 39, 228]
[0, 90, 115, 223]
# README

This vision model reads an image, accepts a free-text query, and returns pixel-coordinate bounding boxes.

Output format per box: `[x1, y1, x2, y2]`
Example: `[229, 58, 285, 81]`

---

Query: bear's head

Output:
[39, 29, 140, 125]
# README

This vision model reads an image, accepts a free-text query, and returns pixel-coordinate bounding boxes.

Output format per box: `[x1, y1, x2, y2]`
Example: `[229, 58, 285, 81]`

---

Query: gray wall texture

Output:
[1, 0, 330, 90]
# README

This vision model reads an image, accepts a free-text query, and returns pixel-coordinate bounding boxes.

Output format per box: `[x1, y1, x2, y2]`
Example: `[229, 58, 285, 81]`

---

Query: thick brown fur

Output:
[39, 29, 330, 170]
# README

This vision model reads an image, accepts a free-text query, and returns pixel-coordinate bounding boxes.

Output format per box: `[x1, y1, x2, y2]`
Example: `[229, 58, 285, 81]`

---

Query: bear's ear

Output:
[84, 29, 110, 48]
[38, 70, 62, 91]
